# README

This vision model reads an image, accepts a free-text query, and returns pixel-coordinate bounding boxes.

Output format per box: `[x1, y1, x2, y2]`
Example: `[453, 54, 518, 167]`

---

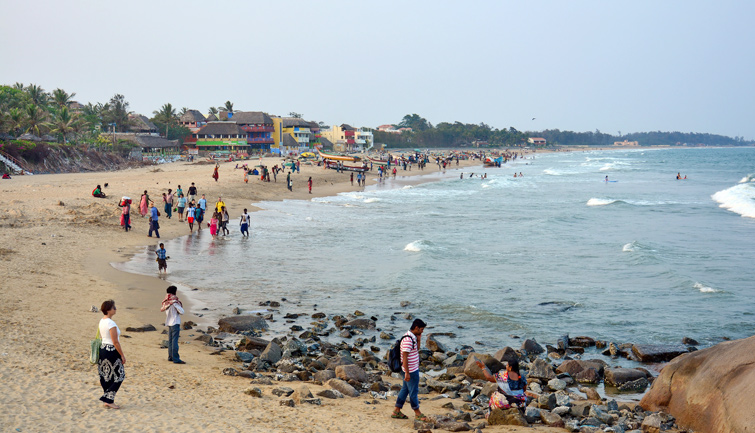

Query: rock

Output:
[528, 358, 557, 381]
[314, 370, 336, 382]
[682, 337, 699, 346]
[426, 335, 449, 353]
[547, 378, 566, 391]
[537, 393, 557, 410]
[641, 413, 662, 433]
[570, 401, 591, 417]
[235, 351, 255, 362]
[580, 386, 601, 401]
[379, 331, 393, 340]
[575, 367, 601, 384]
[279, 398, 295, 407]
[336, 364, 368, 383]
[639, 337, 755, 433]
[312, 312, 326, 319]
[481, 382, 497, 397]
[631, 344, 688, 363]
[222, 368, 238, 376]
[569, 336, 596, 347]
[327, 378, 360, 397]
[524, 407, 541, 423]
[125, 324, 156, 332]
[317, 389, 343, 399]
[272, 387, 294, 397]
[400, 300, 411, 307]
[194, 334, 214, 345]
[217, 315, 269, 333]
[605, 368, 647, 386]
[426, 378, 462, 393]
[492, 346, 519, 365]
[521, 338, 544, 354]
[554, 391, 570, 407]
[259, 341, 283, 364]
[244, 387, 262, 397]
[236, 336, 269, 351]
[552, 406, 571, 416]
[556, 359, 605, 377]
[556, 335, 570, 351]
[589, 405, 614, 425]
[464, 353, 504, 380]
[618, 377, 649, 392]
[301, 398, 321, 405]
[343, 318, 375, 329]
[251, 377, 273, 385]
[487, 408, 529, 426]
[232, 307, 241, 315]
[540, 410, 565, 427]
[291, 385, 313, 404]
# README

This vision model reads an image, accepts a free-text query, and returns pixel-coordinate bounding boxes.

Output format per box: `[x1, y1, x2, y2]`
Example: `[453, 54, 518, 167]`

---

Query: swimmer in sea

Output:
[605, 176, 609, 182]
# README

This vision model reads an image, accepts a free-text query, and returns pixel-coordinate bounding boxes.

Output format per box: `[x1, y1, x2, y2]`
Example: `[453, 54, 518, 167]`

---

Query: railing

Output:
[247, 137, 274, 143]
[245, 126, 274, 132]
[0, 149, 33, 175]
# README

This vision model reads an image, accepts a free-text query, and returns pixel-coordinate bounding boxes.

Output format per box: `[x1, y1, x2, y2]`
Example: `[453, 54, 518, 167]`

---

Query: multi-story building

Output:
[321, 124, 372, 152]
[224, 111, 275, 152]
[128, 114, 159, 135]
[271, 117, 313, 155]
[193, 121, 249, 153]
[179, 110, 207, 132]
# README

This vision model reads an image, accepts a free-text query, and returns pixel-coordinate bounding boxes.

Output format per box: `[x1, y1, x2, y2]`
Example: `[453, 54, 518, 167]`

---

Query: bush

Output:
[0, 140, 50, 163]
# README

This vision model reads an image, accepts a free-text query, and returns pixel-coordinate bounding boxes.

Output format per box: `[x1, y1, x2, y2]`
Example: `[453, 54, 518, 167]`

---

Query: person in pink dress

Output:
[139, 191, 149, 217]
[209, 212, 219, 238]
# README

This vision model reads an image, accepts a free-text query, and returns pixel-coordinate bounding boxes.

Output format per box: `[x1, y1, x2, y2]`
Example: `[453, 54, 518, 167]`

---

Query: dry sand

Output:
[0, 154, 564, 432]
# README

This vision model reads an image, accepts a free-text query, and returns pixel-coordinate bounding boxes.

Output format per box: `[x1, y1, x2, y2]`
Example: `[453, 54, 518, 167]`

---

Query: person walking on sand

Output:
[350, 172, 354, 185]
[391, 319, 430, 423]
[176, 194, 186, 222]
[187, 182, 197, 203]
[97, 299, 126, 409]
[119, 197, 132, 232]
[155, 242, 169, 274]
[215, 196, 226, 214]
[164, 189, 174, 219]
[198, 194, 207, 215]
[212, 164, 219, 182]
[240, 208, 250, 237]
[209, 211, 219, 239]
[221, 206, 230, 236]
[148, 201, 160, 238]
[139, 190, 149, 217]
[160, 286, 185, 364]
[194, 203, 204, 231]
[287, 172, 292, 192]
[307, 176, 313, 194]
[186, 203, 195, 232]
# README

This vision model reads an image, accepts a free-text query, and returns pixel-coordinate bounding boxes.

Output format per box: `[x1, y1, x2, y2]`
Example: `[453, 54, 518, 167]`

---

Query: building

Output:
[528, 137, 547, 146]
[179, 110, 207, 132]
[377, 124, 398, 133]
[614, 140, 639, 146]
[193, 121, 249, 153]
[321, 124, 373, 152]
[128, 114, 158, 135]
[272, 117, 313, 155]
[215, 111, 276, 152]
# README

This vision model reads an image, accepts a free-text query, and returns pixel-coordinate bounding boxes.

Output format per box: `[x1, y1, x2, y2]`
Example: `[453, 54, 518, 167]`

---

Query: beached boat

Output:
[484, 156, 504, 167]
[323, 160, 367, 172]
[367, 156, 389, 166]
[318, 149, 361, 162]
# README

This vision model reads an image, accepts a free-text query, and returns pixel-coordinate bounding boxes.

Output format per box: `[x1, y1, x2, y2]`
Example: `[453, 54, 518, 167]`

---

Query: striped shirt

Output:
[156, 248, 167, 259]
[400, 331, 419, 373]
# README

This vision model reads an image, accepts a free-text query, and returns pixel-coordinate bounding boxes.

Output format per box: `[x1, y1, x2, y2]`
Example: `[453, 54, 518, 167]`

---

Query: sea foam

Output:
[711, 183, 755, 218]
[739, 174, 755, 183]
[694, 282, 721, 293]
[587, 198, 617, 206]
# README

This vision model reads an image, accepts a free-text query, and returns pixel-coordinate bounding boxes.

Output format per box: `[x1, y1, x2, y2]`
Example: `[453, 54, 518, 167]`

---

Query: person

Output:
[215, 196, 225, 214]
[519, 172, 523, 177]
[175, 185, 183, 199]
[209, 211, 219, 238]
[357, 172, 362, 186]
[684, 175, 687, 179]
[194, 203, 204, 231]
[212, 164, 219, 182]
[119, 197, 131, 232]
[98, 299, 126, 409]
[155, 242, 168, 273]
[198, 194, 207, 215]
[605, 176, 609, 182]
[676, 172, 681, 180]
[475, 359, 527, 412]
[148, 202, 160, 238]
[2, 173, 10, 179]
[240, 208, 250, 237]
[164, 189, 173, 219]
[139, 190, 149, 217]
[160, 286, 185, 364]
[287, 172, 292, 192]
[393, 167, 397, 178]
[176, 194, 186, 222]
[391, 319, 430, 422]
[92, 185, 106, 198]
[244, 169, 249, 184]
[221, 207, 230, 236]
[186, 203, 195, 232]
[307, 176, 313, 194]
[350, 172, 354, 185]
[187, 183, 197, 203]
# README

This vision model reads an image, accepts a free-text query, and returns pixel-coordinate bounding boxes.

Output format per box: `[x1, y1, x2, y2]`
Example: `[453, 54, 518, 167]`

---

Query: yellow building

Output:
[272, 117, 312, 155]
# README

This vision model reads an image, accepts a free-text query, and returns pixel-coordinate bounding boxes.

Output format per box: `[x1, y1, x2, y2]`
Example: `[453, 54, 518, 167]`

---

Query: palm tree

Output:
[45, 107, 77, 144]
[102, 94, 131, 132]
[208, 107, 218, 117]
[52, 88, 76, 110]
[13, 82, 24, 90]
[221, 101, 234, 116]
[7, 108, 24, 136]
[25, 84, 48, 107]
[24, 104, 46, 136]
[179, 107, 188, 117]
[152, 103, 177, 137]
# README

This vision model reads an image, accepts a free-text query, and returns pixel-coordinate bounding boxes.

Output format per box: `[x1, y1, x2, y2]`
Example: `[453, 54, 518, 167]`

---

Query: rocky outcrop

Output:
[640, 335, 755, 433]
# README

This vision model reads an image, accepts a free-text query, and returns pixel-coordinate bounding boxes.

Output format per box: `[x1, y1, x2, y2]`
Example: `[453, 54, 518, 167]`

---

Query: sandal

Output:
[391, 410, 408, 419]
[415, 413, 431, 422]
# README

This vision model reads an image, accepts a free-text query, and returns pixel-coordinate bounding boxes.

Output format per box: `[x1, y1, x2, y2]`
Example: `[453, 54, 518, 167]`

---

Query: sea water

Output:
[117, 147, 755, 352]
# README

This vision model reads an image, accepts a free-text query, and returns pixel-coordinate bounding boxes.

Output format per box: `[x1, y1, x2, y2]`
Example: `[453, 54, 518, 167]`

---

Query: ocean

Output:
[116, 147, 755, 356]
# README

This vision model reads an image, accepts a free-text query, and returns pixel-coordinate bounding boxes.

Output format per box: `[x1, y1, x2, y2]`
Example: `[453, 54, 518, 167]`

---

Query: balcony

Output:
[347, 139, 356, 145]
[248, 137, 274, 143]
[344, 131, 355, 137]
[245, 125, 274, 132]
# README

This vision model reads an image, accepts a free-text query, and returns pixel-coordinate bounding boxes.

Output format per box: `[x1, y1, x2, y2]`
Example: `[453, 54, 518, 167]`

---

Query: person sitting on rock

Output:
[475, 359, 528, 413]
[92, 185, 107, 198]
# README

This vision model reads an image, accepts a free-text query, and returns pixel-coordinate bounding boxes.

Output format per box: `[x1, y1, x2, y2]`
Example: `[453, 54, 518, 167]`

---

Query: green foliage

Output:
[375, 115, 528, 148]
[152, 121, 191, 143]
[101, 94, 132, 132]
[530, 129, 753, 147]
[0, 85, 31, 113]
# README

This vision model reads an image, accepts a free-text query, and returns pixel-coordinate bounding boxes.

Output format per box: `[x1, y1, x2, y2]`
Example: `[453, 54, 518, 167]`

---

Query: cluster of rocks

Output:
[183, 303, 692, 432]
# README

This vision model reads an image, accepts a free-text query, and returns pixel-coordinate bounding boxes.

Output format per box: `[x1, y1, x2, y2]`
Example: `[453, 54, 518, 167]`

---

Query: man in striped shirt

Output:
[391, 319, 429, 422]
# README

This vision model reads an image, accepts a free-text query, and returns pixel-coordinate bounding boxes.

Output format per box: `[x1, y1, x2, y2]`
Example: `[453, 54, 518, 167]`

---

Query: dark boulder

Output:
[217, 315, 269, 333]
[521, 338, 544, 355]
[631, 344, 689, 363]
[604, 367, 648, 386]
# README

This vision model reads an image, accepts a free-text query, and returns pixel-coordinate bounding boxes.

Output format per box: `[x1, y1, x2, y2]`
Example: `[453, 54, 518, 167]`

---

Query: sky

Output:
[2, 0, 754, 139]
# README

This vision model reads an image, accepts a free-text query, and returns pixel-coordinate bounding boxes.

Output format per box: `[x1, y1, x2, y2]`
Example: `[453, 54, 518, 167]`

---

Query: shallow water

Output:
[116, 147, 755, 355]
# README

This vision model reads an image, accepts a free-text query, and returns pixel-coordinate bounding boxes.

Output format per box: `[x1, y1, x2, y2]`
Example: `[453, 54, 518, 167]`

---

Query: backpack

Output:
[388, 334, 415, 373]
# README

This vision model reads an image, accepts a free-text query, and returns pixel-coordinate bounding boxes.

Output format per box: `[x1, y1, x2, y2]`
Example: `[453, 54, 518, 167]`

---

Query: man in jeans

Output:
[160, 286, 185, 364]
[391, 319, 429, 422]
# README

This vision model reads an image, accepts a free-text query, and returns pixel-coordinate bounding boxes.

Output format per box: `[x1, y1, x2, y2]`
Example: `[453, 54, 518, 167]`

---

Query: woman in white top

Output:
[98, 299, 126, 409]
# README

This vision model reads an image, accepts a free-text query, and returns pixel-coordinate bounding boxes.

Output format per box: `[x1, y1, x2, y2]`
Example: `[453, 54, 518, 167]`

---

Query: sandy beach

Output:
[1, 154, 569, 432]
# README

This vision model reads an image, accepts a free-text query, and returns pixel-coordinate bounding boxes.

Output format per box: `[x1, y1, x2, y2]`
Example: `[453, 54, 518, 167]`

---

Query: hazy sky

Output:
[2, 1, 754, 138]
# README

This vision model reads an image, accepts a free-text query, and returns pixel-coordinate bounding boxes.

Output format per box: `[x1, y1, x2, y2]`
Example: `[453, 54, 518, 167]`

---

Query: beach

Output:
[2, 155, 572, 433]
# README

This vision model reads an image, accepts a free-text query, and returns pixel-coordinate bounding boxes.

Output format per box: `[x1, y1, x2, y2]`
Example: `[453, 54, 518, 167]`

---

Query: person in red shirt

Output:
[391, 319, 429, 422]
[307, 177, 313, 194]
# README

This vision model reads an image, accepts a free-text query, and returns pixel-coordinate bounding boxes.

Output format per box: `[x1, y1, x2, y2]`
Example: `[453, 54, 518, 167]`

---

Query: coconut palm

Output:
[25, 84, 48, 107]
[52, 88, 76, 110]
[208, 107, 218, 117]
[101, 94, 131, 132]
[153, 103, 177, 137]
[24, 104, 46, 136]
[7, 108, 24, 136]
[179, 107, 188, 116]
[221, 101, 234, 114]
[13, 82, 24, 90]
[45, 107, 77, 144]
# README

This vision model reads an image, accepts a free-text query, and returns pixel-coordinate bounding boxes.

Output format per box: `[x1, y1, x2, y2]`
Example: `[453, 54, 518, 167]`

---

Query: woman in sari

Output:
[119, 197, 131, 232]
[139, 190, 149, 217]
[212, 164, 219, 182]
[475, 359, 527, 412]
[209, 211, 219, 238]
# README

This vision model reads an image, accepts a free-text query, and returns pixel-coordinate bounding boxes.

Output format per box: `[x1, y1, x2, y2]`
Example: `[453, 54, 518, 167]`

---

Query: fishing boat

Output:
[484, 156, 504, 167]
[367, 156, 389, 166]
[318, 149, 361, 162]
[323, 160, 367, 172]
